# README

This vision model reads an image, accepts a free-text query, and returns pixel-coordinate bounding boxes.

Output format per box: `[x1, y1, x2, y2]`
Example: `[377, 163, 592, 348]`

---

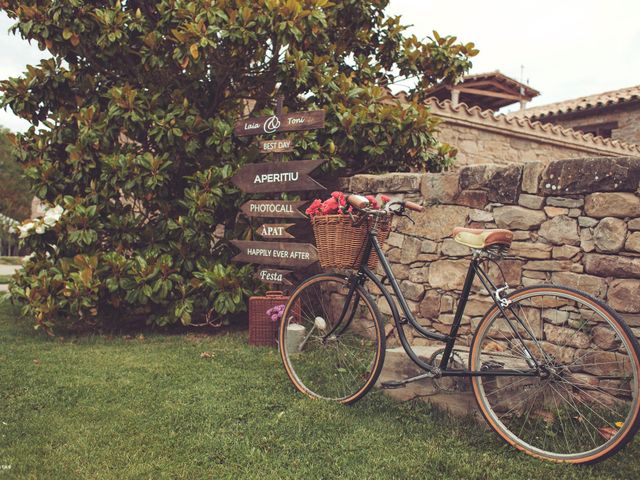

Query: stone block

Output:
[578, 216, 598, 228]
[584, 192, 640, 218]
[522, 161, 544, 194]
[625, 232, 640, 253]
[455, 190, 488, 209]
[608, 279, 640, 313]
[552, 245, 581, 259]
[386, 232, 404, 248]
[419, 290, 441, 319]
[469, 209, 493, 222]
[510, 242, 552, 259]
[440, 238, 471, 257]
[421, 239, 437, 253]
[593, 217, 627, 253]
[459, 164, 522, 203]
[523, 260, 575, 272]
[493, 206, 546, 230]
[546, 196, 584, 208]
[464, 295, 495, 316]
[628, 218, 640, 231]
[421, 173, 459, 204]
[580, 228, 595, 252]
[428, 259, 469, 290]
[359, 172, 422, 193]
[518, 194, 545, 209]
[551, 271, 607, 298]
[408, 266, 429, 285]
[396, 205, 469, 241]
[400, 280, 425, 302]
[540, 157, 640, 195]
[401, 236, 423, 264]
[543, 206, 569, 217]
[584, 254, 640, 278]
[538, 216, 580, 245]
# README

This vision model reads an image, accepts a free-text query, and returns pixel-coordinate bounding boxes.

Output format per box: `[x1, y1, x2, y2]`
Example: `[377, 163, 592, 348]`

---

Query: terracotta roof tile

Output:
[426, 98, 640, 156]
[517, 85, 640, 119]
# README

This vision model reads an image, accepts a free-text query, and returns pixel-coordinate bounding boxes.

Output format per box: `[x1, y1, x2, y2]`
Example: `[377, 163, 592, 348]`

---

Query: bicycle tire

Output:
[279, 273, 386, 404]
[469, 284, 640, 464]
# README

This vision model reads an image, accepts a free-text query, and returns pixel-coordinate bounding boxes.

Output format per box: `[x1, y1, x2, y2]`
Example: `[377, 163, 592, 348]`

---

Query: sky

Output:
[1, 0, 639, 131]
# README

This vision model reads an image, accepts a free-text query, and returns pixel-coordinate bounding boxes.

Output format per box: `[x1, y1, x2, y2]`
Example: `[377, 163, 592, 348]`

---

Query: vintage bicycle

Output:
[279, 194, 640, 464]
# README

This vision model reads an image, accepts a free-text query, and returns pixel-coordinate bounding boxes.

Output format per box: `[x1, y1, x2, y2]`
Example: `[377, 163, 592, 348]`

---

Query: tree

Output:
[0, 127, 31, 220]
[0, 0, 476, 331]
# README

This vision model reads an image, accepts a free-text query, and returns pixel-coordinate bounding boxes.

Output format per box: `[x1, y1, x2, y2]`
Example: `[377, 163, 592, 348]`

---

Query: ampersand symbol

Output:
[263, 115, 281, 134]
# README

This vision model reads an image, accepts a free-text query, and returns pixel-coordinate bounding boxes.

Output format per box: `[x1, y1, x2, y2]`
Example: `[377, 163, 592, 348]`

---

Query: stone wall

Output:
[340, 156, 640, 348]
[426, 99, 640, 168]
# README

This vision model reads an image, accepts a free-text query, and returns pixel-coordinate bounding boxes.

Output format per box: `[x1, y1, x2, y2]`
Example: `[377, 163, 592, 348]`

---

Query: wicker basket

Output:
[248, 291, 300, 347]
[311, 214, 391, 270]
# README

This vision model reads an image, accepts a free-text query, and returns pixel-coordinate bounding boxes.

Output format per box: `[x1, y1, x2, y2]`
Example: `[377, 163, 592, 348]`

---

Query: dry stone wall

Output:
[340, 156, 640, 347]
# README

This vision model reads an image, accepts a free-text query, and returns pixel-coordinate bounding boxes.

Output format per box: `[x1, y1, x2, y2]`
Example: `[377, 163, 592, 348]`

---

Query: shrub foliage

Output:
[0, 0, 476, 330]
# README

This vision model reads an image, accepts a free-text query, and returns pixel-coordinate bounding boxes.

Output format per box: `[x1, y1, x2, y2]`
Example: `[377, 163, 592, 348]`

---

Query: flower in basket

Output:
[266, 304, 286, 322]
[306, 192, 390, 217]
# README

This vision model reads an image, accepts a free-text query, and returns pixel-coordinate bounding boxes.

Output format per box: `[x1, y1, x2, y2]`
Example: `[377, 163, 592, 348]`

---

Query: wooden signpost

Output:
[257, 223, 295, 240]
[230, 159, 326, 194]
[234, 111, 325, 137]
[239, 200, 307, 219]
[232, 96, 326, 285]
[255, 268, 294, 286]
[258, 138, 294, 153]
[230, 240, 318, 269]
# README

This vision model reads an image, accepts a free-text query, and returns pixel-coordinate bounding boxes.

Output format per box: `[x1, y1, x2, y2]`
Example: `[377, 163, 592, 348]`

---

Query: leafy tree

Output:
[0, 127, 31, 220]
[0, 0, 476, 331]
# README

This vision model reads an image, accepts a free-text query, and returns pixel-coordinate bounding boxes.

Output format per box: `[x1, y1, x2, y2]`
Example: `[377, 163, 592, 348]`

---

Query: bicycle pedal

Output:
[380, 380, 407, 389]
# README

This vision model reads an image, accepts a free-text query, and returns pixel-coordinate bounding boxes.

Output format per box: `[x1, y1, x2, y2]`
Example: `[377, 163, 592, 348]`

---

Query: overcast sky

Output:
[1, 1, 639, 131]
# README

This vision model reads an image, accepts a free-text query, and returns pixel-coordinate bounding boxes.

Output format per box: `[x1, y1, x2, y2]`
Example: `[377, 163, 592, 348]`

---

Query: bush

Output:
[0, 0, 475, 331]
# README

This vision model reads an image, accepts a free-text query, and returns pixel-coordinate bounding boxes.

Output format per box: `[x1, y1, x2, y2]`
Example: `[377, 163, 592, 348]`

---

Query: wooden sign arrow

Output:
[231, 240, 318, 268]
[257, 223, 295, 239]
[234, 110, 325, 137]
[258, 138, 294, 153]
[240, 200, 307, 219]
[255, 268, 294, 286]
[231, 159, 326, 194]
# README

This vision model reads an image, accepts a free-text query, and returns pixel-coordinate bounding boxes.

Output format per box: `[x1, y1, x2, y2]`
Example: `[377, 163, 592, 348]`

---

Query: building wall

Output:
[544, 103, 640, 145]
[434, 123, 603, 166]
[340, 156, 640, 351]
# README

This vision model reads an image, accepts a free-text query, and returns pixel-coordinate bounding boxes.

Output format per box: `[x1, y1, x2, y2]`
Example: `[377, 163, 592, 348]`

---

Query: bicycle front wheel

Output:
[279, 273, 385, 404]
[470, 285, 640, 464]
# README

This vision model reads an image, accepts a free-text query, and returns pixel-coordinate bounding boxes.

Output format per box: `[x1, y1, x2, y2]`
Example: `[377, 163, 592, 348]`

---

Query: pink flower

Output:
[365, 195, 379, 209]
[305, 198, 322, 216]
[320, 197, 340, 215]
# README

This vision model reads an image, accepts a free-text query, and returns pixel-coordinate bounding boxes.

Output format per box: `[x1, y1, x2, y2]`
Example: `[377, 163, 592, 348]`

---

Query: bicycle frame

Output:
[340, 226, 542, 379]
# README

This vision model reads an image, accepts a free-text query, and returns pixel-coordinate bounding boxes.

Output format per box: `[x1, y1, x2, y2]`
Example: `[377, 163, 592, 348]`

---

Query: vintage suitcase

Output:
[248, 291, 291, 347]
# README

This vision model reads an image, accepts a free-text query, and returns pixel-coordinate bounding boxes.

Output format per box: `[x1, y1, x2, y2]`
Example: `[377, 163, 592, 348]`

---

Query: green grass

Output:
[0, 275, 13, 284]
[0, 257, 21, 265]
[1, 304, 638, 480]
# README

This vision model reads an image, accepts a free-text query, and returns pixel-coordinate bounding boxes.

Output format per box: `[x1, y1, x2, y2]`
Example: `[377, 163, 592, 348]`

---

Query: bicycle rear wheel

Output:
[470, 285, 640, 464]
[279, 273, 385, 404]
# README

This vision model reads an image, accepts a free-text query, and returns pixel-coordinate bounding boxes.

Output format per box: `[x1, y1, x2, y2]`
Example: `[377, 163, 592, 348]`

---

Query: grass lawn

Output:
[1, 303, 638, 480]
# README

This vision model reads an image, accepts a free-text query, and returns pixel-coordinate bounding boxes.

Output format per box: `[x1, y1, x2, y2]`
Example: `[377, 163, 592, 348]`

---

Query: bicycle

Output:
[278, 194, 640, 464]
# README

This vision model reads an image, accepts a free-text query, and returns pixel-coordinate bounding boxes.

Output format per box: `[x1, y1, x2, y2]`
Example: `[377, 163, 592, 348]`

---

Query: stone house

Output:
[516, 85, 640, 144]
[421, 72, 640, 166]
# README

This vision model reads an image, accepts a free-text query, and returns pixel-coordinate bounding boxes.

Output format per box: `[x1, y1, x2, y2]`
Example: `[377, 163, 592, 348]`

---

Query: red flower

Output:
[365, 195, 379, 209]
[380, 195, 391, 205]
[305, 198, 322, 216]
[320, 197, 340, 215]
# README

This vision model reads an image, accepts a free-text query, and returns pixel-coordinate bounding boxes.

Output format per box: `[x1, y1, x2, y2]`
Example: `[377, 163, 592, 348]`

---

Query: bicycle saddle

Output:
[451, 227, 513, 249]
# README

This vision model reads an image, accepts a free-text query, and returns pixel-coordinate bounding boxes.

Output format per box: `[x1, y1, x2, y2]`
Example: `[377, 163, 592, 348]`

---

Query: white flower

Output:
[23, 252, 36, 262]
[43, 205, 64, 227]
[18, 222, 35, 238]
[35, 223, 46, 234]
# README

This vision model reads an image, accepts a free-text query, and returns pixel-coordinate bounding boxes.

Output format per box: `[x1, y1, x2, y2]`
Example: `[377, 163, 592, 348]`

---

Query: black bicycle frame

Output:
[346, 228, 541, 379]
